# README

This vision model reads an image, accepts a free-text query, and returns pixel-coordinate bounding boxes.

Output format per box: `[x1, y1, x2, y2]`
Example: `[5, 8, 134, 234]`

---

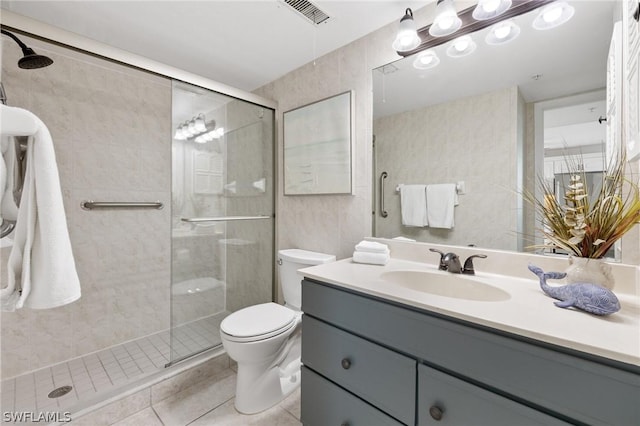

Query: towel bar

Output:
[396, 181, 466, 194]
[81, 200, 164, 210]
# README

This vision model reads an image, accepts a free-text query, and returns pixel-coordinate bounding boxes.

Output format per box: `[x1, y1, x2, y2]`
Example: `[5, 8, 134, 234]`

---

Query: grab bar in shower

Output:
[181, 215, 272, 223]
[81, 200, 164, 210]
[379, 171, 388, 218]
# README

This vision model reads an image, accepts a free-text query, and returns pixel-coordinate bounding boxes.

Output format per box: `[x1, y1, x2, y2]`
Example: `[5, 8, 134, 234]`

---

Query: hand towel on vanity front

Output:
[0, 104, 81, 311]
[400, 184, 428, 227]
[426, 183, 458, 229]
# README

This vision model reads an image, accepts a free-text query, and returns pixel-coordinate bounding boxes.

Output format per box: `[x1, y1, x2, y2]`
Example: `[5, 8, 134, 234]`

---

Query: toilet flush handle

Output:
[277, 258, 283, 265]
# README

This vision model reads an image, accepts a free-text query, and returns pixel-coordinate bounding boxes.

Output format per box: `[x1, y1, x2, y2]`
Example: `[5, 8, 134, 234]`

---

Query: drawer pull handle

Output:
[429, 405, 444, 421]
[341, 358, 352, 369]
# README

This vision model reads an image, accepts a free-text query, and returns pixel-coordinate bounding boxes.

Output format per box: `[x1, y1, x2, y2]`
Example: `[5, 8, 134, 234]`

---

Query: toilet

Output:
[220, 248, 335, 414]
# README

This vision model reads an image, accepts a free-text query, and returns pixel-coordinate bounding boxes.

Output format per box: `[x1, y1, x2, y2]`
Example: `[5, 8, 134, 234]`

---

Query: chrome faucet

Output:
[430, 249, 461, 273]
[430, 249, 487, 275]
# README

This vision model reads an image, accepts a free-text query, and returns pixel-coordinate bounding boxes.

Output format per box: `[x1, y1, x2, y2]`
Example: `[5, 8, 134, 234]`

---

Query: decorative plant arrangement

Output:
[525, 152, 640, 259]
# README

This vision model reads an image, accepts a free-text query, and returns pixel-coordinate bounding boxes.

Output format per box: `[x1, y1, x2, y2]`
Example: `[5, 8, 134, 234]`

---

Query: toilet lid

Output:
[220, 302, 296, 338]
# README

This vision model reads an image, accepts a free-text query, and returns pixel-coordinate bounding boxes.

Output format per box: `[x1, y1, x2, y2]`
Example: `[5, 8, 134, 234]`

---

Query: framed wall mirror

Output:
[372, 0, 623, 258]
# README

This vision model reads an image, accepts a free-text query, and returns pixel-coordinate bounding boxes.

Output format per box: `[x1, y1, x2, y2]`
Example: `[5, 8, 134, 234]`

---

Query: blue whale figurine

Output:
[528, 264, 621, 316]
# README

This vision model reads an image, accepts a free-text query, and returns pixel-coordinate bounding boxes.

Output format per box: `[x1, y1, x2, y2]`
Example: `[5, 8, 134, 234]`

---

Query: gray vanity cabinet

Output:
[301, 278, 640, 426]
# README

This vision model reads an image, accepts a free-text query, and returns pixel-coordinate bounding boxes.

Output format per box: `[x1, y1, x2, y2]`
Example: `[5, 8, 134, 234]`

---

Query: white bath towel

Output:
[352, 251, 389, 265]
[426, 183, 458, 229]
[0, 105, 81, 311]
[355, 240, 389, 254]
[400, 184, 428, 227]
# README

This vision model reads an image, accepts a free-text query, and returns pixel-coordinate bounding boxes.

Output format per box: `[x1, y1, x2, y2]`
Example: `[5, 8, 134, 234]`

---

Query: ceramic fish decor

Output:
[528, 264, 621, 316]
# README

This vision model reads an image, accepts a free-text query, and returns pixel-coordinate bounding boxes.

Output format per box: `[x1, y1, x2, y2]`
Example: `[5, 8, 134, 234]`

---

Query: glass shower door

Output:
[170, 81, 274, 364]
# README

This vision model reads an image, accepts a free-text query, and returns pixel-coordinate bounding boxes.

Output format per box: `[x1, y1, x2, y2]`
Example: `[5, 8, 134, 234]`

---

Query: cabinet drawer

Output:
[301, 366, 404, 426]
[302, 315, 415, 425]
[418, 364, 569, 426]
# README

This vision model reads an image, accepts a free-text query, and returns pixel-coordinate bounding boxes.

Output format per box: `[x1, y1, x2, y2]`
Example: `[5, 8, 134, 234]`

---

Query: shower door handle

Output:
[379, 172, 388, 218]
[181, 215, 272, 222]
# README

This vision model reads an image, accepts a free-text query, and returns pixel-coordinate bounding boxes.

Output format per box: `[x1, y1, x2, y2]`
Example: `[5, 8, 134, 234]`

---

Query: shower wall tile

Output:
[1, 36, 172, 378]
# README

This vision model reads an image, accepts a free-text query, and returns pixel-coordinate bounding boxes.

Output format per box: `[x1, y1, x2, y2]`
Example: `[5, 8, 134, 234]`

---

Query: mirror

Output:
[373, 1, 620, 255]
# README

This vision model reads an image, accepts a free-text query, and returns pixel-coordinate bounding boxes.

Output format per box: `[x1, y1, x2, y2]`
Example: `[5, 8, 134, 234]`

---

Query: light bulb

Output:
[454, 38, 469, 52]
[438, 14, 454, 30]
[486, 20, 519, 44]
[495, 25, 511, 39]
[543, 5, 563, 23]
[195, 114, 206, 132]
[482, 0, 500, 12]
[413, 51, 440, 69]
[194, 135, 206, 144]
[532, 2, 574, 30]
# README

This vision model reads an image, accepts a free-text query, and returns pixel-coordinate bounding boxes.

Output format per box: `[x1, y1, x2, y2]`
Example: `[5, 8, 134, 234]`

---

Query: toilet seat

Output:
[221, 302, 297, 343]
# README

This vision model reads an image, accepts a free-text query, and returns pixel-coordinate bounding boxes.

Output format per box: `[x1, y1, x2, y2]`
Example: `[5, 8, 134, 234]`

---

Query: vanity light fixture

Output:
[485, 20, 520, 45]
[394, 0, 555, 57]
[446, 35, 477, 58]
[472, 0, 512, 21]
[174, 114, 221, 142]
[429, 0, 462, 37]
[413, 50, 440, 70]
[532, 1, 575, 30]
[392, 8, 421, 52]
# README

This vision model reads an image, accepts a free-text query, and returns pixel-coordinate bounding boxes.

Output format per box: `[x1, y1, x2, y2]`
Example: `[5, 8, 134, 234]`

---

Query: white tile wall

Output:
[1, 35, 172, 379]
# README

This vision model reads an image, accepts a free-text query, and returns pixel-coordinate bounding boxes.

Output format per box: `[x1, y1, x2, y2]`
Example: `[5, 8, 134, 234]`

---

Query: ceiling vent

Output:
[283, 0, 330, 25]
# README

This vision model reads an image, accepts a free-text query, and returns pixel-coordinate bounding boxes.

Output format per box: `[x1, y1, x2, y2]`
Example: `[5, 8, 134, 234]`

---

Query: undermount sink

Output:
[380, 270, 510, 302]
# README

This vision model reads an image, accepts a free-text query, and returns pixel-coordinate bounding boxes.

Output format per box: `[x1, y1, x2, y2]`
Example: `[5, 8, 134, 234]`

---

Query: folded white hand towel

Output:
[392, 236, 416, 242]
[355, 240, 389, 254]
[1, 105, 81, 311]
[400, 184, 428, 227]
[352, 251, 389, 265]
[426, 183, 458, 229]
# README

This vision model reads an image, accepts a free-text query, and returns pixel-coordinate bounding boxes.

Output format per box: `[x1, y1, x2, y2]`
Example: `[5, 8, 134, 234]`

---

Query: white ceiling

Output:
[2, 0, 430, 92]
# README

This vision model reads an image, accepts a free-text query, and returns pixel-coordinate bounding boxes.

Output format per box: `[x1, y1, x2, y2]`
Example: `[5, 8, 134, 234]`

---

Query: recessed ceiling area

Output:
[1, 0, 430, 92]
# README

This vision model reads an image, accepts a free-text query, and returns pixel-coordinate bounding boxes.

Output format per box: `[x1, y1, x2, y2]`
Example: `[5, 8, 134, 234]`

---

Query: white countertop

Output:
[300, 257, 640, 367]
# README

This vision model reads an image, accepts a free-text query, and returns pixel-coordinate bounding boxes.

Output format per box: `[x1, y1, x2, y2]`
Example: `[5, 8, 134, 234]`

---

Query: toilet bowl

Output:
[220, 249, 335, 414]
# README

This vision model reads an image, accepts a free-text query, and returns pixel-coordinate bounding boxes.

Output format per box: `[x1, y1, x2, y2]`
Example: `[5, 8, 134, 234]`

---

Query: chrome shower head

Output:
[1, 29, 54, 69]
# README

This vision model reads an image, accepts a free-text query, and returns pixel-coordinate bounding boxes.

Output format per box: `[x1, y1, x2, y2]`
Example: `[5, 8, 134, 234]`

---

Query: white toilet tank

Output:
[278, 249, 335, 310]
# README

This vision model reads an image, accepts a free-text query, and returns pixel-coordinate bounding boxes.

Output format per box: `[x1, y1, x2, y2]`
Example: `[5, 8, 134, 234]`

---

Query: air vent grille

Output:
[284, 0, 330, 25]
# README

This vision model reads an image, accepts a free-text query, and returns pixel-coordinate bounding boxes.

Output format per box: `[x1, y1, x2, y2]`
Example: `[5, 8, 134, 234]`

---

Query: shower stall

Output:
[0, 28, 275, 418]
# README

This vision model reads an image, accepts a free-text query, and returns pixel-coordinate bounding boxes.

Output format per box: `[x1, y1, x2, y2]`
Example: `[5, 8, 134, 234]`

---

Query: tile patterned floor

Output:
[0, 313, 227, 418]
[112, 374, 301, 426]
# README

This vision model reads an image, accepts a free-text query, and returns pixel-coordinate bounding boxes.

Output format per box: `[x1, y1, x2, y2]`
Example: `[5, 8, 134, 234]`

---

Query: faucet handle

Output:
[462, 254, 487, 275]
[429, 248, 447, 270]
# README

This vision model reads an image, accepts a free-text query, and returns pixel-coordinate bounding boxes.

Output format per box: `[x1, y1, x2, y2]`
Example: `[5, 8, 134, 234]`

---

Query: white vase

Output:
[565, 256, 615, 289]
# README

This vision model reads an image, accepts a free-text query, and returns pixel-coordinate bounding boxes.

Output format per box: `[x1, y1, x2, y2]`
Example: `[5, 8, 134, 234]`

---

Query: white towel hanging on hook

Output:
[0, 104, 81, 311]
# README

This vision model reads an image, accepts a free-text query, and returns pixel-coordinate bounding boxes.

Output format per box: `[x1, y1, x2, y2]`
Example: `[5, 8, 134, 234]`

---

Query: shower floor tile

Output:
[0, 313, 227, 421]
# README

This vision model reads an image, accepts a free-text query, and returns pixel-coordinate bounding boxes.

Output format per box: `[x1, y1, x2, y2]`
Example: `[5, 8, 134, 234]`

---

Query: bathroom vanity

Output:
[299, 243, 640, 426]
